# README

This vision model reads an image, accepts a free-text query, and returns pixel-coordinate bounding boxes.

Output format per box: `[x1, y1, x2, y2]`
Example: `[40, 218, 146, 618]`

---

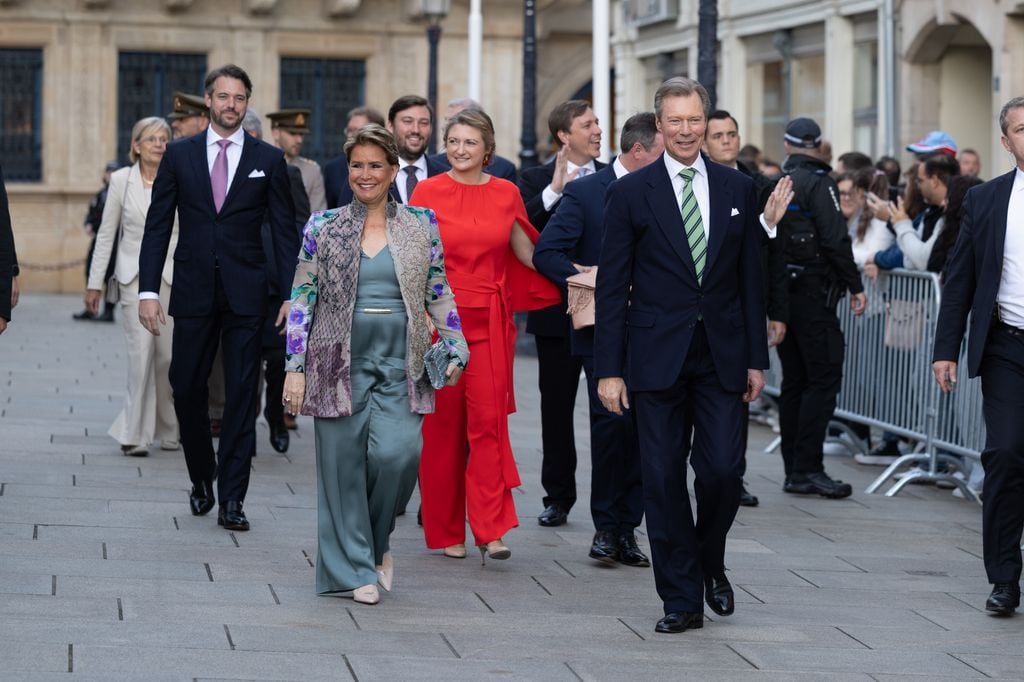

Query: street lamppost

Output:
[519, 0, 539, 170]
[419, 0, 451, 154]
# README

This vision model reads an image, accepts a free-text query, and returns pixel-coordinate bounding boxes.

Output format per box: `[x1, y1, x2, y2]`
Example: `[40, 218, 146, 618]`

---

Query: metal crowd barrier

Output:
[761, 268, 984, 503]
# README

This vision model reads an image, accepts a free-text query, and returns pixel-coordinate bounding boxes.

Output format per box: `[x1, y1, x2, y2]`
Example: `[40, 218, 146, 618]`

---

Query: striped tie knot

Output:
[678, 166, 705, 285]
[679, 167, 695, 183]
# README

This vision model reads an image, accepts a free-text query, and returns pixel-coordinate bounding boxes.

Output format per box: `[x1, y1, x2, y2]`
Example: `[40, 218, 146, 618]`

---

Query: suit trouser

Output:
[109, 279, 178, 446]
[979, 324, 1024, 584]
[536, 334, 583, 510]
[777, 289, 844, 476]
[170, 270, 262, 503]
[633, 323, 744, 614]
[208, 343, 226, 420]
[581, 356, 644, 533]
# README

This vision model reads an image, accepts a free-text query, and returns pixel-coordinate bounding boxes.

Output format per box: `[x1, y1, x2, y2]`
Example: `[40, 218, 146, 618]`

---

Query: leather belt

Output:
[994, 318, 1024, 336]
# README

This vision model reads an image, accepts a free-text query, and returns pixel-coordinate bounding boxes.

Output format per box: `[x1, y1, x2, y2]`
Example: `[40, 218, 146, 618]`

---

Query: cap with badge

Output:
[784, 117, 822, 149]
[267, 109, 311, 134]
[906, 130, 957, 157]
[167, 92, 209, 120]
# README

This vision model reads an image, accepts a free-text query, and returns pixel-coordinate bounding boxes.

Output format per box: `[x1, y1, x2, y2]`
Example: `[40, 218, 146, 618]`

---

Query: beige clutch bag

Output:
[566, 267, 597, 330]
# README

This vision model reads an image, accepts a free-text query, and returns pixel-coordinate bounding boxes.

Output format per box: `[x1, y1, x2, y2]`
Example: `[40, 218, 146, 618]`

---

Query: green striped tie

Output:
[679, 167, 706, 284]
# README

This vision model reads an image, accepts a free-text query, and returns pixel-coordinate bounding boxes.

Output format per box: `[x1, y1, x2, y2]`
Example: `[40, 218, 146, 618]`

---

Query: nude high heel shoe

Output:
[352, 584, 380, 605]
[478, 539, 511, 565]
[376, 552, 393, 592]
[443, 543, 467, 559]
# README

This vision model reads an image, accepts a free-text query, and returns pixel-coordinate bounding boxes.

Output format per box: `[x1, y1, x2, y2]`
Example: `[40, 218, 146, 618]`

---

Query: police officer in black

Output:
[770, 118, 867, 498]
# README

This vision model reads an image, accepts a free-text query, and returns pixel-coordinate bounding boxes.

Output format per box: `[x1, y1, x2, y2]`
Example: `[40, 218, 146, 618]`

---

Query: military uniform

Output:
[267, 109, 326, 212]
[769, 118, 863, 499]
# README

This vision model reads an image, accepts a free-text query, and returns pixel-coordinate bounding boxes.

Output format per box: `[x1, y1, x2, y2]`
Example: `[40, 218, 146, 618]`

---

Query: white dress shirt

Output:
[542, 158, 598, 211]
[612, 156, 628, 180]
[140, 127, 247, 300]
[398, 155, 428, 204]
[998, 168, 1024, 328]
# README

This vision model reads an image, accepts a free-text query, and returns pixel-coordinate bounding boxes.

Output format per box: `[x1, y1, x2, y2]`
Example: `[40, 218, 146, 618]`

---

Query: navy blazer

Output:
[594, 153, 769, 393]
[933, 168, 1017, 377]
[428, 151, 518, 184]
[323, 153, 446, 208]
[533, 164, 618, 357]
[139, 131, 298, 318]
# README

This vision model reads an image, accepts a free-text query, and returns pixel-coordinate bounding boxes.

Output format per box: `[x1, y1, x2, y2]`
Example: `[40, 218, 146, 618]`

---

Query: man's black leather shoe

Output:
[784, 471, 852, 499]
[189, 480, 214, 516]
[588, 531, 619, 565]
[655, 611, 703, 633]
[269, 423, 289, 453]
[617, 533, 650, 567]
[986, 583, 1020, 615]
[704, 572, 735, 616]
[739, 483, 759, 507]
[218, 501, 250, 531]
[538, 504, 568, 527]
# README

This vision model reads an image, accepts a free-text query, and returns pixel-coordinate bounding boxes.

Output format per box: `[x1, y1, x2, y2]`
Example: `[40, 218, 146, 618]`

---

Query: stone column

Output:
[824, 11, 855, 156]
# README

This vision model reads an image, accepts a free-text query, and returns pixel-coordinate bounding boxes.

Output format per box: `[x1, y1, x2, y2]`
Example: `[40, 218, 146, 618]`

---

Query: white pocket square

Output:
[730, 207, 740, 217]
[248, 169, 266, 178]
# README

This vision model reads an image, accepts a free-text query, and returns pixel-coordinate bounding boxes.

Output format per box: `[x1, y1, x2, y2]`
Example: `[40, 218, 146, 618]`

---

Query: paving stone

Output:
[727, 643, 982, 676]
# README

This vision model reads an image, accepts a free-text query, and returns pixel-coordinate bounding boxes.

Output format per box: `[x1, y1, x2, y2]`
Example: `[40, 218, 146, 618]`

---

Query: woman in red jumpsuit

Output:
[411, 108, 559, 563]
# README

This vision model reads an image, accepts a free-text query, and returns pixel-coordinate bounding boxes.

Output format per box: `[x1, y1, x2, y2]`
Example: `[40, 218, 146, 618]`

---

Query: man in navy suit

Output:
[934, 96, 1024, 616]
[533, 112, 662, 567]
[519, 100, 606, 528]
[595, 77, 771, 634]
[322, 95, 446, 208]
[138, 64, 297, 532]
[429, 97, 518, 183]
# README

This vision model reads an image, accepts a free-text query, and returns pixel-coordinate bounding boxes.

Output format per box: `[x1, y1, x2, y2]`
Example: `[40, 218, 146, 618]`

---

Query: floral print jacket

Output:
[285, 200, 469, 417]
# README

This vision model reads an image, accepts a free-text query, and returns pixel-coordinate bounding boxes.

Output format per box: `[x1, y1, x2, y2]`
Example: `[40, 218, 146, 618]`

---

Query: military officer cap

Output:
[267, 109, 312, 134]
[167, 92, 209, 120]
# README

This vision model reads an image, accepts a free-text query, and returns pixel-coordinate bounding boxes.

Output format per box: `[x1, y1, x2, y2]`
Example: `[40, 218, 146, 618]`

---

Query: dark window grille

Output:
[0, 48, 43, 182]
[117, 51, 207, 164]
[279, 57, 366, 165]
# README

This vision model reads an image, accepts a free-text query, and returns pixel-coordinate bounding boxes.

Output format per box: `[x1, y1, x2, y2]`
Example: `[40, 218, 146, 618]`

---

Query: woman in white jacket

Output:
[85, 117, 179, 456]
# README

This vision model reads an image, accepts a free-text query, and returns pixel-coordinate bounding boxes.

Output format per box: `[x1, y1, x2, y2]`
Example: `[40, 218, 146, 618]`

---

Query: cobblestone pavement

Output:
[0, 294, 1018, 680]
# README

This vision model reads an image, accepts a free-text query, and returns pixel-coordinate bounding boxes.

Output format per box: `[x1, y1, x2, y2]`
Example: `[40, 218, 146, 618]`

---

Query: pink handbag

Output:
[566, 267, 597, 330]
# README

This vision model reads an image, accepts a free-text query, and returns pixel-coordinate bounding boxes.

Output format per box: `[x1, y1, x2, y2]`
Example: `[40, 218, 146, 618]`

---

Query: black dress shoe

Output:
[268, 423, 289, 453]
[739, 483, 759, 507]
[704, 572, 735, 616]
[538, 504, 569, 527]
[617, 533, 650, 567]
[72, 309, 95, 321]
[655, 611, 703, 633]
[784, 471, 852, 499]
[189, 480, 215, 516]
[218, 501, 250, 531]
[588, 531, 619, 565]
[986, 583, 1021, 615]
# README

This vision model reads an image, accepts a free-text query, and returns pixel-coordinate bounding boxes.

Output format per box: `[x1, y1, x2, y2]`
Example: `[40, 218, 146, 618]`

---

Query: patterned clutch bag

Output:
[423, 340, 450, 389]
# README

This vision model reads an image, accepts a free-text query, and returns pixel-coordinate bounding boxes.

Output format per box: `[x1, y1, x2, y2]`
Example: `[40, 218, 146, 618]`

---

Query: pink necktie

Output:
[211, 139, 231, 212]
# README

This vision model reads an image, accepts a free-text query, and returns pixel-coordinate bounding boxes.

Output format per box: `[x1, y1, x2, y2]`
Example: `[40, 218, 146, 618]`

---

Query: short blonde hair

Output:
[443, 108, 496, 165]
[129, 116, 171, 164]
[344, 123, 399, 167]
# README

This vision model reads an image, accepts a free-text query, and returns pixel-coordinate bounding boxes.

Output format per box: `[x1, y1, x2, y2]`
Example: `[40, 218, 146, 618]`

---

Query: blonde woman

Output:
[85, 116, 179, 456]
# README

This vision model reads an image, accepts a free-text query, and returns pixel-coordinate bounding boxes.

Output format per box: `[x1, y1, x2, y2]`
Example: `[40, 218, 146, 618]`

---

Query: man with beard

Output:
[323, 95, 445, 207]
[138, 64, 298, 532]
[518, 100, 605, 529]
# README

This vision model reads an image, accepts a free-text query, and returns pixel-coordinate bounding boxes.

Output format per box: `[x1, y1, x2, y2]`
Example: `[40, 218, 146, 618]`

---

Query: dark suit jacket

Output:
[139, 131, 298, 318]
[0, 163, 14, 322]
[428, 151, 518, 184]
[533, 164, 618, 357]
[594, 153, 769, 393]
[518, 158, 607, 336]
[933, 168, 1017, 377]
[323, 153, 446, 208]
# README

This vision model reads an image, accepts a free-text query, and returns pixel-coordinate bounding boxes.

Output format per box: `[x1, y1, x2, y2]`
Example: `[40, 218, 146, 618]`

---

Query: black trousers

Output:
[633, 323, 744, 613]
[170, 270, 262, 503]
[259, 298, 286, 430]
[536, 334, 583, 510]
[979, 324, 1024, 584]
[777, 290, 844, 476]
[581, 356, 644, 533]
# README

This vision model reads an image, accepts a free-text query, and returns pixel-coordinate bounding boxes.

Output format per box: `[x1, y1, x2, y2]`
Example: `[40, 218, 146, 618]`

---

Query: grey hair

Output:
[241, 109, 262, 139]
[447, 97, 482, 111]
[619, 112, 659, 154]
[999, 96, 1024, 136]
[129, 116, 171, 163]
[654, 77, 711, 120]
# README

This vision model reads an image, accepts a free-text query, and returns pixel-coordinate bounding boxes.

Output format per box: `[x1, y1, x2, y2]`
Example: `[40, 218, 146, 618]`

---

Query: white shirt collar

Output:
[663, 151, 707, 179]
[399, 155, 428, 174]
[612, 156, 629, 179]
[567, 158, 597, 175]
[1013, 167, 1024, 192]
[206, 126, 246, 147]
